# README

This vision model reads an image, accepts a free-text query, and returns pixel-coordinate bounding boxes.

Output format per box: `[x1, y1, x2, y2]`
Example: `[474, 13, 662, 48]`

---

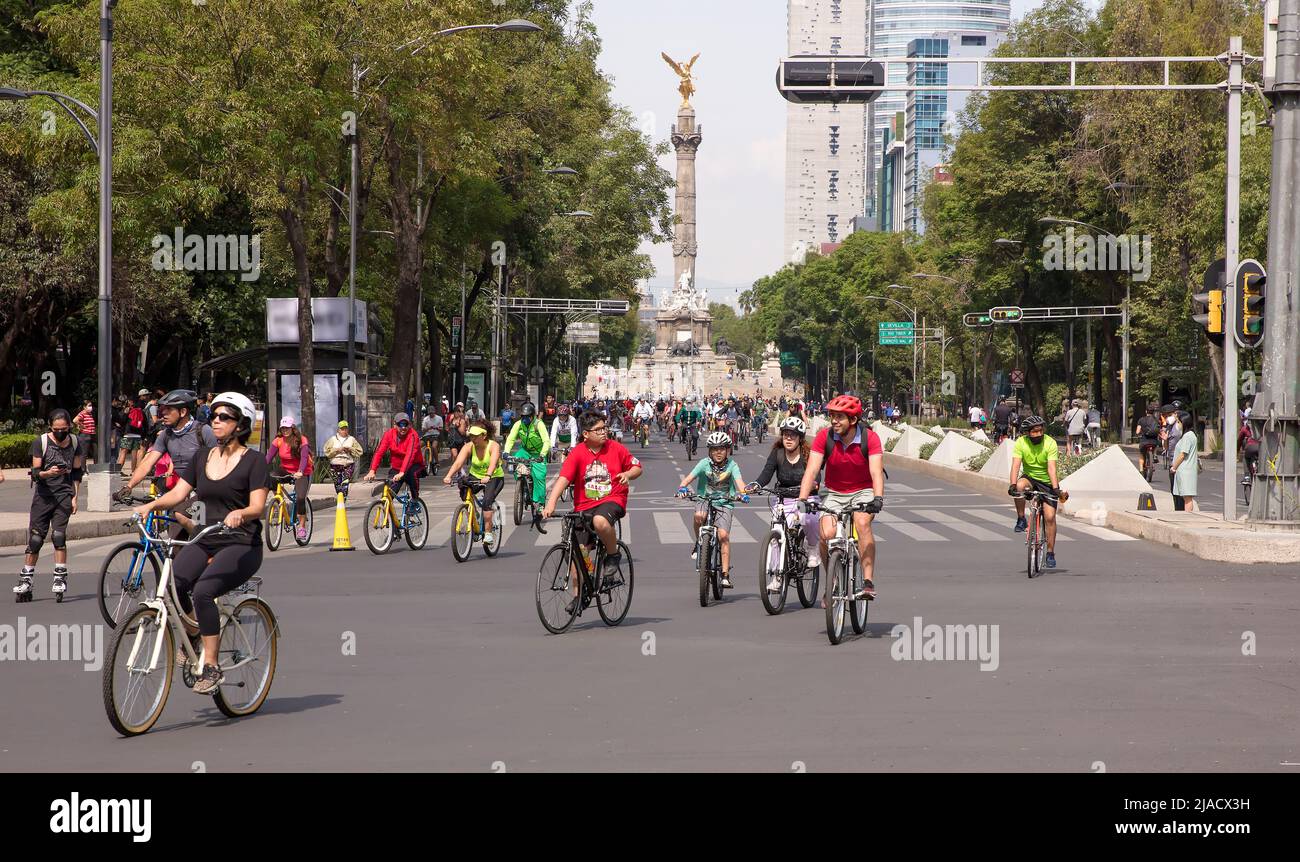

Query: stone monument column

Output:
[670, 107, 703, 293]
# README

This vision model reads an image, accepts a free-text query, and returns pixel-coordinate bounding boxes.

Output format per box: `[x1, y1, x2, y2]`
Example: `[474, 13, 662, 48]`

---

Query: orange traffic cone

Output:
[330, 491, 355, 551]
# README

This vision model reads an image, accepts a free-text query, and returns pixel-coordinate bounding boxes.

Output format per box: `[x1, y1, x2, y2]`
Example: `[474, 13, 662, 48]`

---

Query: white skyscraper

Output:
[783, 0, 870, 261]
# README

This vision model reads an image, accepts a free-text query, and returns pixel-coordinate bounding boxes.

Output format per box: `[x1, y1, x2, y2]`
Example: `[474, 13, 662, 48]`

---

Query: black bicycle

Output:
[804, 498, 873, 645]
[507, 455, 545, 526]
[1012, 488, 1065, 579]
[1242, 454, 1258, 507]
[753, 487, 818, 615]
[535, 512, 634, 634]
[683, 424, 700, 460]
[1139, 442, 1158, 483]
[678, 490, 740, 608]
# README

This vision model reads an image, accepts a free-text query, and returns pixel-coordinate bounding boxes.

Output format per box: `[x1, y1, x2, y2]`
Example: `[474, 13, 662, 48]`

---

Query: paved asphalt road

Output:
[2, 428, 1297, 772]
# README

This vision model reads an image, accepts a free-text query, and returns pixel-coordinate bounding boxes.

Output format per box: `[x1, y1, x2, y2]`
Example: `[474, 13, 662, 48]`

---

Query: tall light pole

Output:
[887, 285, 920, 417]
[1, 73, 109, 470]
[346, 18, 542, 429]
[1039, 216, 1133, 444]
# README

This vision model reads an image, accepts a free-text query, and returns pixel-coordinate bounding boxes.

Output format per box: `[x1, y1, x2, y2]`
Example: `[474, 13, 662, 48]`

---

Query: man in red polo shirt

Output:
[542, 409, 643, 583]
[797, 394, 885, 599]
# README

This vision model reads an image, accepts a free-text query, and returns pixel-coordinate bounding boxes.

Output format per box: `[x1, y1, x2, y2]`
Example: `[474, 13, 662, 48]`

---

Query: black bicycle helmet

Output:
[1020, 415, 1046, 432]
[158, 388, 198, 412]
[520, 401, 537, 418]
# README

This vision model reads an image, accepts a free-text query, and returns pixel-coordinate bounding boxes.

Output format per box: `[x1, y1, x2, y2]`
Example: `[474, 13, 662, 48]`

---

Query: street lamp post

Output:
[347, 18, 542, 430]
[887, 285, 920, 417]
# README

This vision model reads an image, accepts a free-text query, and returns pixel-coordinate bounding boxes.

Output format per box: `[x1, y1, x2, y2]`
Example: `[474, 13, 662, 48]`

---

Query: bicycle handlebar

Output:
[677, 490, 743, 505]
[126, 513, 232, 546]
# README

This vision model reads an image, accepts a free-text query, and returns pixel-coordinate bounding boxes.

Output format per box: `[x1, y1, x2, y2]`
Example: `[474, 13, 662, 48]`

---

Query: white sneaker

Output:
[806, 555, 820, 569]
[483, 531, 495, 546]
[766, 575, 782, 593]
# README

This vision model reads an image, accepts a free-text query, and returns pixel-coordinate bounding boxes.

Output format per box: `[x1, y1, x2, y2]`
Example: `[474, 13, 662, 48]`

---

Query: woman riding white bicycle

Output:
[133, 391, 268, 694]
[747, 416, 820, 593]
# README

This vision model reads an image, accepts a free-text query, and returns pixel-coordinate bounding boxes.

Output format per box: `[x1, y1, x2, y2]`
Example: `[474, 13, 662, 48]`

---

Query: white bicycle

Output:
[102, 516, 279, 736]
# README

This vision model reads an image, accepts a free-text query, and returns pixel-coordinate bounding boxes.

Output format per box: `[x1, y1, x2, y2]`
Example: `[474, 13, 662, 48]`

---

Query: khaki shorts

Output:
[820, 488, 876, 517]
[696, 501, 734, 533]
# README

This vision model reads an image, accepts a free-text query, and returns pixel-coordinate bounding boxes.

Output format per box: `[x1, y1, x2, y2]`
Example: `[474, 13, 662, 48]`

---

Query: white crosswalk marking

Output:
[965, 508, 1072, 540]
[872, 510, 945, 541]
[653, 511, 694, 544]
[911, 508, 1008, 541]
[427, 515, 452, 548]
[725, 514, 756, 544]
[1055, 518, 1137, 542]
[889, 483, 921, 493]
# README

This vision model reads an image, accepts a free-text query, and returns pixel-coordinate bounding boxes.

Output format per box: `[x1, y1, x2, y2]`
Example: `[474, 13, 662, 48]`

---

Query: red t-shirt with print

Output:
[560, 439, 640, 512]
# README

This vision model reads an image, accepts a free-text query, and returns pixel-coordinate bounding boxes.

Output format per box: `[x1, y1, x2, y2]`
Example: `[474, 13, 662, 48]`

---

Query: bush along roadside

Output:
[1054, 445, 1110, 480]
[884, 436, 898, 453]
[0, 434, 37, 468]
[918, 440, 940, 461]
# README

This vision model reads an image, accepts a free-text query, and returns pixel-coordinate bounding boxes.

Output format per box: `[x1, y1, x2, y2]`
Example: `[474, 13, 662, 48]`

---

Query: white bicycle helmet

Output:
[687, 394, 698, 404]
[779, 416, 807, 436]
[706, 431, 733, 448]
[211, 391, 256, 434]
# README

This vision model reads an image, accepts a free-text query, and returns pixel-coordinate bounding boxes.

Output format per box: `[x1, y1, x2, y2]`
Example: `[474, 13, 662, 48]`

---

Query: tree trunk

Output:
[381, 117, 433, 405]
[1106, 320, 1121, 427]
[280, 177, 315, 449]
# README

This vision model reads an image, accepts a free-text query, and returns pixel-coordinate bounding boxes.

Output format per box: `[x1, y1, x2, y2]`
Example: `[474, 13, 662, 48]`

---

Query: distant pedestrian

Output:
[73, 400, 96, 463]
[14, 409, 83, 602]
[1170, 413, 1198, 512]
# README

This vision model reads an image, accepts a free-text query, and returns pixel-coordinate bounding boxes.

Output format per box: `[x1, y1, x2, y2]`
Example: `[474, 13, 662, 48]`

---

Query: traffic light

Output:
[1192, 287, 1224, 335]
[989, 306, 1023, 322]
[962, 312, 992, 327]
[1234, 259, 1266, 349]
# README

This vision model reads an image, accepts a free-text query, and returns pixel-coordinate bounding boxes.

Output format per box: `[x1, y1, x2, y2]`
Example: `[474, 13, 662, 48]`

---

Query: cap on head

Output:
[467, 425, 488, 437]
[139, 389, 150, 397]
[337, 420, 349, 428]
[395, 412, 411, 424]
[279, 416, 295, 428]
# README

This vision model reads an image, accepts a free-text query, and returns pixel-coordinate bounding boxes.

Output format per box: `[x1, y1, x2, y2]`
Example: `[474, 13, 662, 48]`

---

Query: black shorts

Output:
[583, 501, 625, 526]
[1139, 440, 1159, 453]
[1021, 476, 1058, 508]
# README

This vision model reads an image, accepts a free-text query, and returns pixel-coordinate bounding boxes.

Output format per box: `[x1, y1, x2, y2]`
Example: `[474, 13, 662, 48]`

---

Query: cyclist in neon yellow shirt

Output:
[1008, 415, 1061, 568]
[503, 401, 551, 515]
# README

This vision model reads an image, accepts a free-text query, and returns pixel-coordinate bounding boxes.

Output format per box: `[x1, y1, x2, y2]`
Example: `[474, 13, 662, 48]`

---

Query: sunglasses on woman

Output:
[213, 412, 239, 423]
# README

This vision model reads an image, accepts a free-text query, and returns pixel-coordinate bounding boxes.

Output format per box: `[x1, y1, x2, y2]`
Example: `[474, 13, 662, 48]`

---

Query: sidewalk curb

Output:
[885, 451, 1299, 565]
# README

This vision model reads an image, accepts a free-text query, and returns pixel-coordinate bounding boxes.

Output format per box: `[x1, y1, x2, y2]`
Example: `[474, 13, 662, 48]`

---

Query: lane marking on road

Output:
[910, 508, 1008, 541]
[966, 507, 1073, 540]
[726, 516, 756, 544]
[1055, 517, 1137, 542]
[653, 511, 694, 544]
[872, 510, 945, 541]
[427, 515, 453, 548]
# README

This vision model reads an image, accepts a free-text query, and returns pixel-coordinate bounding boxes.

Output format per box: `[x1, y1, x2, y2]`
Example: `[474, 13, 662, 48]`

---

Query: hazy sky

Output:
[586, 0, 1060, 306]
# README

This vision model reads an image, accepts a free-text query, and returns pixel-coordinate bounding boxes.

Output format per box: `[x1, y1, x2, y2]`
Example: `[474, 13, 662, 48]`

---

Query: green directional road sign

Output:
[878, 321, 914, 345]
[878, 321, 914, 331]
[879, 335, 915, 345]
[779, 351, 800, 366]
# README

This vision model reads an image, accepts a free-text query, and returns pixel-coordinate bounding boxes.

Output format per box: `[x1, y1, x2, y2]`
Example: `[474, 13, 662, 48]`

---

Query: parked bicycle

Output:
[451, 478, 503, 562]
[264, 474, 313, 551]
[535, 512, 634, 634]
[753, 487, 818, 615]
[363, 478, 430, 554]
[803, 498, 872, 645]
[103, 517, 278, 736]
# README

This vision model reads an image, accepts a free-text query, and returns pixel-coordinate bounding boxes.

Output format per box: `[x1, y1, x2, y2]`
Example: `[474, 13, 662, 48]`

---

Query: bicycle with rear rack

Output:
[803, 497, 873, 645]
[103, 516, 279, 736]
[1012, 487, 1066, 578]
[534, 511, 634, 634]
[753, 487, 819, 615]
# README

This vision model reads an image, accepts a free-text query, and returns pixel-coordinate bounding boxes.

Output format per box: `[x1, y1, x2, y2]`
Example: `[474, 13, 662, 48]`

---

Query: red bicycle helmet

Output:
[825, 394, 863, 418]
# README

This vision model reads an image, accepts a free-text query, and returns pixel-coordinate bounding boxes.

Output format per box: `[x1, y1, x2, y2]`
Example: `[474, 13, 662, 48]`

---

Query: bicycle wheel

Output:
[102, 606, 174, 737]
[1243, 475, 1252, 507]
[214, 598, 278, 717]
[1035, 511, 1046, 575]
[710, 535, 724, 600]
[849, 557, 868, 635]
[536, 545, 579, 634]
[483, 504, 503, 557]
[363, 500, 395, 555]
[797, 557, 819, 609]
[597, 541, 634, 626]
[759, 534, 787, 616]
[293, 499, 314, 546]
[265, 499, 284, 551]
[451, 503, 474, 562]
[824, 549, 847, 645]
[513, 479, 526, 526]
[404, 498, 430, 550]
[97, 541, 161, 629]
[697, 532, 713, 607]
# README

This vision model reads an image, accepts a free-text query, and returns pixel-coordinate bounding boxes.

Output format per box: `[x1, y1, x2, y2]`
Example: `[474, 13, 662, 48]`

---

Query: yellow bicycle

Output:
[364, 478, 430, 554]
[264, 474, 313, 551]
[451, 479, 502, 562]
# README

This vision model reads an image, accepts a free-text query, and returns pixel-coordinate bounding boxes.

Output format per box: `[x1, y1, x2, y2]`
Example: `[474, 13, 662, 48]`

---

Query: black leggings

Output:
[478, 477, 504, 509]
[172, 542, 263, 636]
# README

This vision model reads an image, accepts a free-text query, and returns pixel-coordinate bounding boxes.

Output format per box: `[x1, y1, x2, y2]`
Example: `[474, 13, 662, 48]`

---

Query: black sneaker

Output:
[1014, 516, 1027, 533]
[601, 552, 622, 586]
[192, 663, 224, 695]
[565, 597, 579, 615]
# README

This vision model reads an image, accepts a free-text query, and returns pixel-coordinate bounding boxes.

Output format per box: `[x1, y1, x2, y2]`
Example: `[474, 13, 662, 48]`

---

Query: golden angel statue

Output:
[661, 52, 701, 106]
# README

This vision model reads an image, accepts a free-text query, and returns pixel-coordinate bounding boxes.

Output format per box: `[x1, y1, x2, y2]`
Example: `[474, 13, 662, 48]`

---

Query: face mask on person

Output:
[1026, 431, 1045, 446]
[52, 428, 70, 442]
